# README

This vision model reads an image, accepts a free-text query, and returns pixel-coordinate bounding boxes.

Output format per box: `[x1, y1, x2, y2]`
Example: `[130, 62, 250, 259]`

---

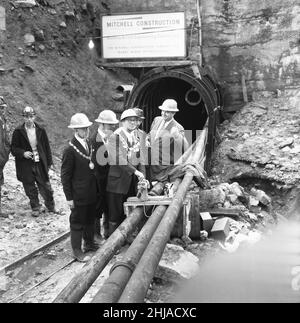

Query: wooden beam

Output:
[96, 60, 194, 68]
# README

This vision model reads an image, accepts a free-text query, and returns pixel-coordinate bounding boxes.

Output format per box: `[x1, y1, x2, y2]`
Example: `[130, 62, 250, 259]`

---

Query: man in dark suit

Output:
[149, 99, 189, 182]
[0, 97, 10, 217]
[91, 109, 118, 240]
[61, 113, 99, 262]
[133, 107, 150, 180]
[11, 106, 56, 217]
[106, 109, 146, 236]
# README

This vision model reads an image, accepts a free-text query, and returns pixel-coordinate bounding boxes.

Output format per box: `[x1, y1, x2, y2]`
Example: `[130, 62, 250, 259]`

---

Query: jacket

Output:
[90, 130, 110, 196]
[106, 127, 146, 195]
[149, 116, 189, 166]
[61, 136, 98, 206]
[11, 123, 52, 183]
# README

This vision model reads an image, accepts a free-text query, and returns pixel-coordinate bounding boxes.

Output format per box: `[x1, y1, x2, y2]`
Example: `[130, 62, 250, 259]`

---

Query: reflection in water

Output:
[172, 221, 300, 303]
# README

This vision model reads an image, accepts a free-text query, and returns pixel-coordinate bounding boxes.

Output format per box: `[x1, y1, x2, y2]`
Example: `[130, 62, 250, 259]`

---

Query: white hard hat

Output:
[120, 108, 138, 121]
[95, 110, 119, 124]
[159, 99, 179, 112]
[23, 106, 36, 116]
[133, 107, 145, 119]
[68, 113, 93, 128]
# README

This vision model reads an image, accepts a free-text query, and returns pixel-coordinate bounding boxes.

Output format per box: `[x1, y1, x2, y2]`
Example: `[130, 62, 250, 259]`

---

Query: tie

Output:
[84, 141, 89, 154]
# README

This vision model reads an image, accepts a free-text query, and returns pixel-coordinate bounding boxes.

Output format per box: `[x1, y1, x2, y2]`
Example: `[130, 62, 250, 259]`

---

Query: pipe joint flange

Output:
[109, 260, 136, 275]
[185, 87, 202, 106]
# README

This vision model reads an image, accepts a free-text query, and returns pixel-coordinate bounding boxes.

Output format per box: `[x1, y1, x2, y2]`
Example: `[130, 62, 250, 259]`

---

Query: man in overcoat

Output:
[61, 113, 99, 262]
[11, 106, 56, 216]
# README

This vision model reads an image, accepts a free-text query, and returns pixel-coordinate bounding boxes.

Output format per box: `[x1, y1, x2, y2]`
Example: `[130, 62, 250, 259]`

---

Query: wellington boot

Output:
[83, 224, 100, 252]
[72, 249, 91, 262]
[83, 241, 100, 253]
[70, 229, 90, 262]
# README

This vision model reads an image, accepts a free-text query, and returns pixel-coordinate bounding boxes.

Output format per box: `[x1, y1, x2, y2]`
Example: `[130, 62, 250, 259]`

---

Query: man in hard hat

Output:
[133, 107, 147, 144]
[0, 96, 10, 217]
[11, 106, 56, 217]
[149, 99, 189, 181]
[91, 109, 119, 240]
[106, 108, 146, 236]
[61, 113, 100, 262]
[133, 106, 150, 178]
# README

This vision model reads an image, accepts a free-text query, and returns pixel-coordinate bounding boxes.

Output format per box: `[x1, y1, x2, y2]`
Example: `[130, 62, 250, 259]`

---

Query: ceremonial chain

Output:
[69, 141, 95, 170]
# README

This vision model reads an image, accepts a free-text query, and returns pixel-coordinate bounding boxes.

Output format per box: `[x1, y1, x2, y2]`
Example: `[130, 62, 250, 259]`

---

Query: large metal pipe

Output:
[118, 129, 207, 303]
[118, 172, 194, 303]
[53, 183, 164, 303]
[91, 179, 182, 303]
[91, 205, 167, 303]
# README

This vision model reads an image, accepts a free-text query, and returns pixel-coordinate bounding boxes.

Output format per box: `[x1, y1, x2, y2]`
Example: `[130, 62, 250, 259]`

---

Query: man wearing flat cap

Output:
[0, 96, 10, 217]
[149, 99, 189, 181]
[11, 106, 56, 217]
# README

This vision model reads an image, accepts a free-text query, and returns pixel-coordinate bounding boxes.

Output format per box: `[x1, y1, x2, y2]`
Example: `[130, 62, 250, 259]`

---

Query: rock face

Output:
[107, 0, 300, 110]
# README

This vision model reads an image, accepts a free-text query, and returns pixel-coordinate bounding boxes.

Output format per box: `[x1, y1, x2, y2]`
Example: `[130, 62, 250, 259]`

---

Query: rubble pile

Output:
[166, 180, 274, 270]
[212, 90, 300, 188]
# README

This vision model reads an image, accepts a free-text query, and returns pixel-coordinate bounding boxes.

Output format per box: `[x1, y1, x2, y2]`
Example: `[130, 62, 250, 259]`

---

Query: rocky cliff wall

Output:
[105, 0, 300, 110]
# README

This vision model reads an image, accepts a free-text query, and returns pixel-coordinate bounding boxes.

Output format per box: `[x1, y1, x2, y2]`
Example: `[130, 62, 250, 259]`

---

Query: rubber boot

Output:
[83, 224, 100, 253]
[103, 213, 109, 239]
[71, 229, 91, 262]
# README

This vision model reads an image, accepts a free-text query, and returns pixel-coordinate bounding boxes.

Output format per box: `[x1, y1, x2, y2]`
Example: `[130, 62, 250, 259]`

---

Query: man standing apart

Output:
[0, 97, 10, 217]
[11, 106, 56, 217]
[91, 110, 118, 240]
[61, 113, 99, 262]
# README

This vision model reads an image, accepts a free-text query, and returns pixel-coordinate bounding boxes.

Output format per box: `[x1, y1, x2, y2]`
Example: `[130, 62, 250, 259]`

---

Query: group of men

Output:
[0, 97, 188, 263]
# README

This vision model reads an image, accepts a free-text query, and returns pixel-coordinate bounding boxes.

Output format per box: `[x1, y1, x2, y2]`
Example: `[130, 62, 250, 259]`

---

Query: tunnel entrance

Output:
[127, 65, 223, 170]
[134, 77, 208, 144]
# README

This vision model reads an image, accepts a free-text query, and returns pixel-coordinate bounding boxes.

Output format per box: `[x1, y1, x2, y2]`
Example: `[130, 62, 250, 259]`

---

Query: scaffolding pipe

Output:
[118, 129, 208, 303]
[196, 0, 203, 66]
[53, 182, 164, 303]
[91, 205, 167, 303]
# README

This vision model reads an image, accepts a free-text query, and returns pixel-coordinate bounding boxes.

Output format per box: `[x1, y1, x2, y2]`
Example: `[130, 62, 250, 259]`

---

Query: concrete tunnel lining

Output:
[127, 67, 222, 169]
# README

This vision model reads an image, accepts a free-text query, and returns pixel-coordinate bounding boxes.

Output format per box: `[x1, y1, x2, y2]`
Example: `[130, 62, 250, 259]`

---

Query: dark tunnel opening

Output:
[127, 66, 223, 171]
[135, 77, 208, 144]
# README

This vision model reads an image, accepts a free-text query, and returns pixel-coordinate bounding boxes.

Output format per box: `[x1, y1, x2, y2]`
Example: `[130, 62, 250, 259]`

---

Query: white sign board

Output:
[101, 12, 186, 59]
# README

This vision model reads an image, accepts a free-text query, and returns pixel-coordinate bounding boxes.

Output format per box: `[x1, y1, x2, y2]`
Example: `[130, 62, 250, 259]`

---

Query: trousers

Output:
[22, 162, 55, 211]
[69, 203, 97, 231]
